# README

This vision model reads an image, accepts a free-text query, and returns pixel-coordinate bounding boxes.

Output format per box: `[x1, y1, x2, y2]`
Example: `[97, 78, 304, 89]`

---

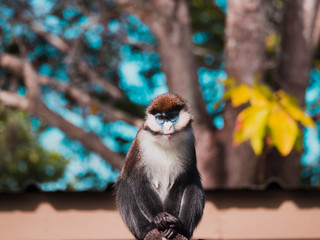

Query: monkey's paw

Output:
[153, 212, 181, 230]
[164, 227, 178, 239]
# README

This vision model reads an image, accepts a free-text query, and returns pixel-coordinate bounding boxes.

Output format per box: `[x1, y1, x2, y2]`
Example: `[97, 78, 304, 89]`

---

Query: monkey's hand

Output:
[164, 227, 178, 239]
[153, 212, 183, 238]
[153, 212, 180, 229]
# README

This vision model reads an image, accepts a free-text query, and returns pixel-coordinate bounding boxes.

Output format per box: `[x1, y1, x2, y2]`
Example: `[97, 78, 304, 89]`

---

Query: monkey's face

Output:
[154, 111, 179, 136]
[144, 93, 193, 139]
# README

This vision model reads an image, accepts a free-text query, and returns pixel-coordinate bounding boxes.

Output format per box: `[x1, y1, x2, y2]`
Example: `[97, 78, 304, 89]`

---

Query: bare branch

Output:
[0, 90, 30, 110]
[0, 53, 23, 72]
[76, 60, 123, 99]
[30, 22, 69, 52]
[23, 60, 41, 100]
[65, 16, 100, 64]
[115, 0, 164, 37]
[0, 53, 143, 127]
[27, 20, 124, 99]
[37, 76, 143, 127]
[0, 56, 129, 169]
[0, 89, 124, 170]
[29, 101, 124, 170]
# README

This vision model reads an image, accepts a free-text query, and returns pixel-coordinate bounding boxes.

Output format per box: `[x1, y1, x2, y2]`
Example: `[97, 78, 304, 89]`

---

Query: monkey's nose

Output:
[163, 121, 174, 135]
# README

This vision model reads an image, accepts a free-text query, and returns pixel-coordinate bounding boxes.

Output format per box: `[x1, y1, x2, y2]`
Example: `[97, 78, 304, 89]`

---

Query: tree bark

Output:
[269, 0, 320, 187]
[224, 0, 266, 187]
[225, 0, 266, 85]
[278, 0, 320, 105]
[150, 0, 227, 188]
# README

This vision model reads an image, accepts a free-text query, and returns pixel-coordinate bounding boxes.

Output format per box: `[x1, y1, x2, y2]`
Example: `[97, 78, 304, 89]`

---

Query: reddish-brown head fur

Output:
[147, 93, 187, 114]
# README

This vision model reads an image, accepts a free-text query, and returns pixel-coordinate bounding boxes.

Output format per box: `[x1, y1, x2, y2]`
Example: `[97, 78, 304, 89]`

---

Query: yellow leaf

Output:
[268, 108, 299, 156]
[251, 135, 264, 155]
[278, 90, 315, 127]
[224, 88, 233, 100]
[229, 84, 251, 107]
[277, 90, 298, 105]
[234, 106, 269, 151]
[250, 85, 273, 107]
[250, 110, 269, 155]
[234, 106, 258, 143]
[297, 113, 314, 127]
[223, 77, 236, 87]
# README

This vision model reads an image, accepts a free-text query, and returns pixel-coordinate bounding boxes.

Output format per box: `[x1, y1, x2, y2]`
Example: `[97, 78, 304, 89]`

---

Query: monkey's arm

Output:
[178, 178, 205, 239]
[126, 173, 165, 222]
[116, 176, 165, 240]
[125, 174, 184, 239]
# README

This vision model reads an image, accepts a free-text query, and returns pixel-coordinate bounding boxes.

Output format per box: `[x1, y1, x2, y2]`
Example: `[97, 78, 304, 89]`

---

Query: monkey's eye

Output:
[167, 111, 179, 122]
[155, 114, 165, 124]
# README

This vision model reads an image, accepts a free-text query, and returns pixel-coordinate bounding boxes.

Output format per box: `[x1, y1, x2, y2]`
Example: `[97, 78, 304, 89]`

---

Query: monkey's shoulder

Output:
[119, 133, 142, 176]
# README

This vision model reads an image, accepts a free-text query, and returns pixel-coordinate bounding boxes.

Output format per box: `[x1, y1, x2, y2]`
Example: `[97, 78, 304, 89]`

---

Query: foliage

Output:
[0, 105, 68, 191]
[226, 82, 315, 156]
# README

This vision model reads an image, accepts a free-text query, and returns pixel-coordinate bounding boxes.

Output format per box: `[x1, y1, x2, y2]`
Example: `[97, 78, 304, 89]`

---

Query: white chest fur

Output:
[139, 130, 190, 203]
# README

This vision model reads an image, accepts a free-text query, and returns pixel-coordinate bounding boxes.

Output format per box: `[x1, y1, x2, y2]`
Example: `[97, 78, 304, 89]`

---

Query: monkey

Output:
[115, 93, 205, 240]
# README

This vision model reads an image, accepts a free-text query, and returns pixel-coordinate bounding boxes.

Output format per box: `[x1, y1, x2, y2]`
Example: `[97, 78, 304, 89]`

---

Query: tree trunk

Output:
[278, 0, 319, 105]
[147, 0, 225, 188]
[224, 0, 266, 187]
[269, 0, 320, 187]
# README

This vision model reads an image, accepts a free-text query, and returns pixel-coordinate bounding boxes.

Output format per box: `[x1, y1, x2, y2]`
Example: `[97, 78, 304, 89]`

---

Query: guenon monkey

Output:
[115, 93, 205, 240]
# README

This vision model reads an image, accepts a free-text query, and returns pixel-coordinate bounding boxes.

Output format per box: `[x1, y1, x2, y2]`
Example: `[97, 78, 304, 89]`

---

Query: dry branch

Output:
[28, 20, 124, 100]
[0, 54, 143, 127]
[0, 56, 125, 169]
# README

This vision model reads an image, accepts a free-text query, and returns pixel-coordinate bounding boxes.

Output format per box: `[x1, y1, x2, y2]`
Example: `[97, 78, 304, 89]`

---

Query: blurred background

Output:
[0, 0, 320, 193]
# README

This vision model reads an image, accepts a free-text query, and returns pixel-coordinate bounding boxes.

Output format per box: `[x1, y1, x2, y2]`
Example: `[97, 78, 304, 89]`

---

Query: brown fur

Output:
[119, 130, 142, 177]
[147, 93, 186, 114]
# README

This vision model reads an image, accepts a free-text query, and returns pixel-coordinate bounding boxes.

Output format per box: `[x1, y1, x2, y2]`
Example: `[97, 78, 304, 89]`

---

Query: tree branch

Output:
[23, 60, 41, 101]
[27, 20, 124, 100]
[0, 57, 126, 169]
[0, 53, 143, 127]
[29, 22, 69, 52]
[37, 76, 143, 127]
[0, 90, 124, 170]
[0, 90, 30, 110]
[30, 101, 124, 170]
